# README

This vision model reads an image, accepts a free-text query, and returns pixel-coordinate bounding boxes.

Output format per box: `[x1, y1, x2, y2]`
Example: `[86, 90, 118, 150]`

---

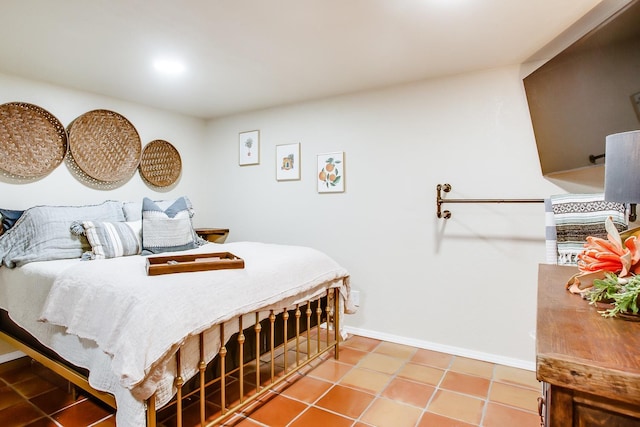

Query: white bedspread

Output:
[2, 241, 350, 426]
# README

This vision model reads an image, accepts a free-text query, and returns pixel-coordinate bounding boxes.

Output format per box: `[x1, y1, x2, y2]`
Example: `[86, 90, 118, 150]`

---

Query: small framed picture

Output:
[239, 130, 260, 165]
[276, 143, 300, 181]
[317, 152, 345, 193]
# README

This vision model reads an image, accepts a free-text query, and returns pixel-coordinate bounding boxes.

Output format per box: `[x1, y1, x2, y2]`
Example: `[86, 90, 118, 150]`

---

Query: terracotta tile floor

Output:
[0, 335, 542, 426]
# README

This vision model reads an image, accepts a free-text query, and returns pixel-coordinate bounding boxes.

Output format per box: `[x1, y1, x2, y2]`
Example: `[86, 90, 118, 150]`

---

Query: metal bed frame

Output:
[0, 286, 342, 426]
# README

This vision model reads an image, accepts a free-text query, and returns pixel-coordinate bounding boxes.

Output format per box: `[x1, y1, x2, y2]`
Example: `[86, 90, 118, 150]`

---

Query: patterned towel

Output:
[550, 194, 627, 266]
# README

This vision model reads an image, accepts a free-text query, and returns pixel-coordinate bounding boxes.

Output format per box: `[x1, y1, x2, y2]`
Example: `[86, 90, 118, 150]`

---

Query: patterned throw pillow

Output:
[73, 220, 142, 260]
[141, 196, 199, 255]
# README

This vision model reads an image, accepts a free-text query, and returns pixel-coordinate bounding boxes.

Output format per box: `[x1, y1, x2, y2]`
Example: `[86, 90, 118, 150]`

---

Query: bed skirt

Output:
[0, 286, 342, 426]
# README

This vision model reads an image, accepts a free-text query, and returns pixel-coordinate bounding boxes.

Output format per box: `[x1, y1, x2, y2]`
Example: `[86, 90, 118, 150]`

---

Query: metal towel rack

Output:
[436, 183, 544, 219]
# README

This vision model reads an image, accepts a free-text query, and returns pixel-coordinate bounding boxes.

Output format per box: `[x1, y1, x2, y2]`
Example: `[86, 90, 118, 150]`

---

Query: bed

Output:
[0, 198, 353, 426]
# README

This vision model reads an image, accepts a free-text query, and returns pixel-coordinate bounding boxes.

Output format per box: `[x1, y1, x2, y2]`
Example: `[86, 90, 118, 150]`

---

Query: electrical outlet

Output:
[351, 289, 360, 307]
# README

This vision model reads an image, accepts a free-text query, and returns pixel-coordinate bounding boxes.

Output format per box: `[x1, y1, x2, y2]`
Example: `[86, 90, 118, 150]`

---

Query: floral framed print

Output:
[239, 130, 260, 165]
[276, 143, 300, 181]
[317, 152, 344, 193]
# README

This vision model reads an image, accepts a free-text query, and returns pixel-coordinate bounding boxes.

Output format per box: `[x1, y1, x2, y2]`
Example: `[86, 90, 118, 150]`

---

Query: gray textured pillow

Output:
[0, 201, 125, 268]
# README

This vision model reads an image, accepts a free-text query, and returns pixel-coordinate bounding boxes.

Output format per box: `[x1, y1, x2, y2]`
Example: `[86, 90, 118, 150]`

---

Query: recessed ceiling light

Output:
[153, 59, 186, 75]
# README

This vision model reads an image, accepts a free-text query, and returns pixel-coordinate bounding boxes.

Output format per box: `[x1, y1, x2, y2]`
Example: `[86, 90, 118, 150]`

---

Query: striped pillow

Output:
[78, 220, 142, 260]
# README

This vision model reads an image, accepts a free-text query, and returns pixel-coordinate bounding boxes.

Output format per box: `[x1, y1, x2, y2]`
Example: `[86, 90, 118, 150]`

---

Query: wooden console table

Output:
[537, 264, 640, 426]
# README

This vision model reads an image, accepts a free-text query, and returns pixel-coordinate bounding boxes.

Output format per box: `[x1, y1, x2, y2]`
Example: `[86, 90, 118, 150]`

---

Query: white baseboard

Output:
[0, 350, 25, 364]
[342, 326, 536, 372]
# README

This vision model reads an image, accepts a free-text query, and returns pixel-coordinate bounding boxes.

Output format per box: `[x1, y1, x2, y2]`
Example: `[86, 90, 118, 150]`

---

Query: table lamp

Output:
[604, 130, 640, 221]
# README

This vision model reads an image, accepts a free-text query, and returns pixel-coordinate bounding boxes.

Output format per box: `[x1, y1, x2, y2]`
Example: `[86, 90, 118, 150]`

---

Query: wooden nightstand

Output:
[195, 228, 229, 244]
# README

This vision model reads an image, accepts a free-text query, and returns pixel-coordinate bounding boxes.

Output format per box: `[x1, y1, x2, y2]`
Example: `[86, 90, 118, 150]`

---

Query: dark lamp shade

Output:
[604, 130, 640, 203]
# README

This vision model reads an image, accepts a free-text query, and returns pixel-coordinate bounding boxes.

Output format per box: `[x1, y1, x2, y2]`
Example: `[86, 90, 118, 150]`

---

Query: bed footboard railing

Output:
[148, 285, 341, 427]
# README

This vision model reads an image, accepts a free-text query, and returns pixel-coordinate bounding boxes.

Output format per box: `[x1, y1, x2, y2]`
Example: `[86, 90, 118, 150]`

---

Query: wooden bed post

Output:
[238, 316, 245, 404]
[254, 313, 261, 392]
[199, 333, 206, 425]
[334, 287, 340, 360]
[295, 305, 301, 366]
[146, 394, 157, 427]
[282, 308, 289, 374]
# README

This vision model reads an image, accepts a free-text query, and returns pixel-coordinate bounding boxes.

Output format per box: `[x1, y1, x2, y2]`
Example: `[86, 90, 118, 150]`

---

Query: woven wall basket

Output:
[67, 109, 141, 183]
[139, 139, 182, 187]
[0, 102, 68, 178]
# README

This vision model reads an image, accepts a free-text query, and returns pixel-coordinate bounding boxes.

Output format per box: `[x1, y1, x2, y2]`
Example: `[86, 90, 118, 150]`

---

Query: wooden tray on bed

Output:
[146, 252, 244, 275]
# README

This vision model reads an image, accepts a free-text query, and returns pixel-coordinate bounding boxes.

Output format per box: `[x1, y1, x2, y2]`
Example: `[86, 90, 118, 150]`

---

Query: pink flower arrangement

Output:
[578, 217, 640, 277]
[567, 217, 640, 293]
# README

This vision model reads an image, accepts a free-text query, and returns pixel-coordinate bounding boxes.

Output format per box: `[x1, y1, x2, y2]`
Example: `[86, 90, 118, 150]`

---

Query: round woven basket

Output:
[67, 109, 141, 183]
[139, 139, 182, 187]
[0, 102, 68, 178]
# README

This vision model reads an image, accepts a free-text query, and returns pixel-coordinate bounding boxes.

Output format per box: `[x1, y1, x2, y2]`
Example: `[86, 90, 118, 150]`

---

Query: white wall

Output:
[0, 66, 577, 369]
[0, 72, 207, 209]
[201, 65, 565, 369]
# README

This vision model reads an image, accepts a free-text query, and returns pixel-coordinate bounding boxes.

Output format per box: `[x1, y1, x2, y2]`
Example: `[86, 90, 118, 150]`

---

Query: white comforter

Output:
[0, 242, 351, 426]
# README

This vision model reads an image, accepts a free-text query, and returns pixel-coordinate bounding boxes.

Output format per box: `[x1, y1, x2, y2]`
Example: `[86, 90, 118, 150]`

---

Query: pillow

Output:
[123, 198, 194, 222]
[141, 196, 199, 255]
[72, 220, 142, 260]
[0, 201, 125, 268]
[0, 208, 24, 234]
[123, 201, 143, 222]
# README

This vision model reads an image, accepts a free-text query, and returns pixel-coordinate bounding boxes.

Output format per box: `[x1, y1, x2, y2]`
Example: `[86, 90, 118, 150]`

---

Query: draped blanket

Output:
[550, 194, 627, 265]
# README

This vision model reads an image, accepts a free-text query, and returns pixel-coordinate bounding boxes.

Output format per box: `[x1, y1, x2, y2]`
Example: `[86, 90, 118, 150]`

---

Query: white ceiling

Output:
[0, 0, 607, 119]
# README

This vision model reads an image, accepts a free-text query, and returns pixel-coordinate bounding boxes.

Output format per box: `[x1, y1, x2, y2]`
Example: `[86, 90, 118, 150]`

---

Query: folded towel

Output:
[544, 199, 558, 265]
[550, 194, 627, 265]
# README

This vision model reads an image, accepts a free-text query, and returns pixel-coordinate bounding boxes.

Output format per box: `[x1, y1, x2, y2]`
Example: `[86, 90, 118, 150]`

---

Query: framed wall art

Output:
[239, 130, 260, 165]
[317, 151, 344, 193]
[276, 143, 300, 181]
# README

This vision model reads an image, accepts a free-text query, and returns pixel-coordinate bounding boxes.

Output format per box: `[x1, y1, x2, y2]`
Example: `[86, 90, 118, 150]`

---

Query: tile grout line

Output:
[477, 361, 498, 426]
[341, 340, 446, 427]
[351, 340, 402, 425]
[331, 339, 496, 427]
[4, 379, 55, 425]
[422, 353, 488, 426]
[346, 340, 402, 426]
[88, 413, 116, 426]
[288, 339, 386, 426]
[245, 348, 352, 426]
[278, 338, 391, 426]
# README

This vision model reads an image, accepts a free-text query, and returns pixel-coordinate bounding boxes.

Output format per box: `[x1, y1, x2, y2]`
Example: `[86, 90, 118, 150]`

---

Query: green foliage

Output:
[587, 273, 640, 318]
